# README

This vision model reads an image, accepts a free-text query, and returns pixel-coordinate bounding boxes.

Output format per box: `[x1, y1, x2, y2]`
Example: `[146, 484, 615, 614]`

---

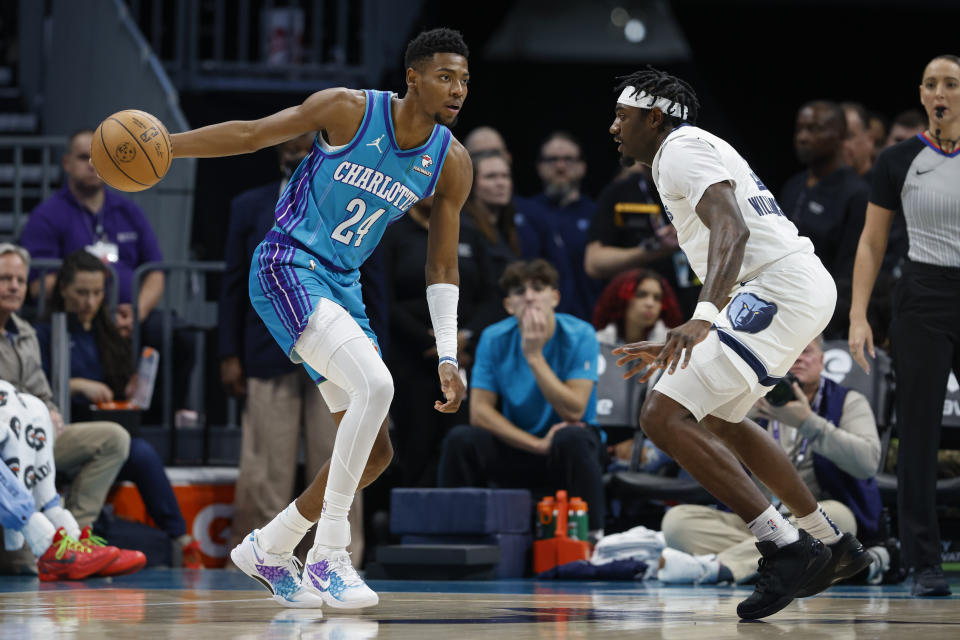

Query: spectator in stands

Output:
[843, 102, 876, 177]
[867, 111, 889, 160]
[885, 109, 926, 148]
[593, 269, 681, 468]
[592, 268, 681, 346]
[1, 379, 145, 579]
[382, 196, 490, 487]
[438, 259, 605, 538]
[657, 336, 889, 586]
[584, 163, 697, 314]
[0, 244, 126, 537]
[781, 100, 869, 338]
[462, 150, 523, 295]
[463, 126, 512, 165]
[19, 129, 194, 421]
[516, 132, 601, 320]
[33, 250, 201, 567]
[219, 134, 363, 563]
[849, 54, 960, 597]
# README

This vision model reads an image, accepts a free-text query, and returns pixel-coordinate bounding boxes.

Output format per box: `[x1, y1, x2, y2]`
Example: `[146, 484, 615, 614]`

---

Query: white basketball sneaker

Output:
[230, 530, 325, 608]
[303, 546, 379, 609]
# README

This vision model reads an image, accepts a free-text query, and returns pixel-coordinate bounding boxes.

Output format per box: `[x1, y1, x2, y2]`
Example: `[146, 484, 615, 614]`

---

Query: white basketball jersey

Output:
[651, 125, 814, 290]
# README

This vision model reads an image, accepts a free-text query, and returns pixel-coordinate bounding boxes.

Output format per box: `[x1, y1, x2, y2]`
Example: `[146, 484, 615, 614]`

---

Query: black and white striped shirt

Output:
[870, 134, 960, 268]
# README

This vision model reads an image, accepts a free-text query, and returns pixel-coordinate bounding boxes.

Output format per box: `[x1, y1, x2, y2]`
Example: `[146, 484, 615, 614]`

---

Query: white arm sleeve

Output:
[426, 283, 459, 367]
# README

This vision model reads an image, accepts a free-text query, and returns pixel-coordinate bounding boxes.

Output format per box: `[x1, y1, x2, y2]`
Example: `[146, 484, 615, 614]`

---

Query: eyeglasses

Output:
[539, 155, 580, 164]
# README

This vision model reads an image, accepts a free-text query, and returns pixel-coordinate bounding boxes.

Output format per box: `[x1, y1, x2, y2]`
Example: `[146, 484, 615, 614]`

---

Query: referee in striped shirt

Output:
[849, 54, 960, 598]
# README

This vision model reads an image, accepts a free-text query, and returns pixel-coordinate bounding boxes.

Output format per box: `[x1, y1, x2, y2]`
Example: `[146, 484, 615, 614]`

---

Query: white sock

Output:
[748, 505, 800, 547]
[795, 504, 843, 545]
[23, 513, 57, 557]
[258, 501, 314, 555]
[42, 506, 81, 540]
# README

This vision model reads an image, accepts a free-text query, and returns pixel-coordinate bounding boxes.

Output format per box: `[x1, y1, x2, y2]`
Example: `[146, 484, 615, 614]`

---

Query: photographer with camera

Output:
[656, 336, 889, 586]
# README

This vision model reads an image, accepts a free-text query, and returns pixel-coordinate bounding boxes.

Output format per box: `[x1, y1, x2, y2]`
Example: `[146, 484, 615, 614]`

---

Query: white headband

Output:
[617, 87, 689, 120]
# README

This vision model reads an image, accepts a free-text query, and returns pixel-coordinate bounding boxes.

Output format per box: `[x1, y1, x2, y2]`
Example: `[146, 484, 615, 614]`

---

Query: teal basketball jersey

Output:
[273, 89, 453, 270]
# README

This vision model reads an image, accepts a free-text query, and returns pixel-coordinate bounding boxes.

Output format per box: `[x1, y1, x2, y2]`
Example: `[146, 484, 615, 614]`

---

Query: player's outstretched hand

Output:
[613, 341, 664, 381]
[434, 362, 466, 413]
[848, 317, 875, 374]
[621, 319, 712, 380]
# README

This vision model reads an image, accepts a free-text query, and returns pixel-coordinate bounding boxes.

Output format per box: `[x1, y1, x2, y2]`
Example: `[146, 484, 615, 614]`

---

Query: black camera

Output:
[764, 372, 800, 407]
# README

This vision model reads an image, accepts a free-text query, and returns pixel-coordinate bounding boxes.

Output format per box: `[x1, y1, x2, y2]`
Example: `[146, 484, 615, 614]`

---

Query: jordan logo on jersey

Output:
[366, 134, 385, 153]
[727, 292, 778, 334]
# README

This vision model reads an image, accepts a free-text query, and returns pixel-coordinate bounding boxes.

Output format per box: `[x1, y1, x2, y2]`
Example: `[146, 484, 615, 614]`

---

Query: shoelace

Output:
[54, 535, 92, 559]
[82, 533, 109, 547]
[754, 555, 778, 591]
[287, 555, 304, 579]
[329, 551, 364, 587]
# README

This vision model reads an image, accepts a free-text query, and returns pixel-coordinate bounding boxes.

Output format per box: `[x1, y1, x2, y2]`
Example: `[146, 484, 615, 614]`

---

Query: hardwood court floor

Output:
[0, 570, 958, 639]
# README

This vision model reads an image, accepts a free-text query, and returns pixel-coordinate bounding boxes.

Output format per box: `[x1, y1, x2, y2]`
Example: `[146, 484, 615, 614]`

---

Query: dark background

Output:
[189, 0, 960, 260]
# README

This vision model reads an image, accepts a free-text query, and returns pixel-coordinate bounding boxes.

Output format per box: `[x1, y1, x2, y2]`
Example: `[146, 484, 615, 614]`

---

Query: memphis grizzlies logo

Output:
[727, 292, 778, 334]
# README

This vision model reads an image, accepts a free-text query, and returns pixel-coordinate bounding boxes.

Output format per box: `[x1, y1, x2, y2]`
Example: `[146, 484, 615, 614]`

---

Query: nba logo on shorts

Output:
[728, 292, 777, 334]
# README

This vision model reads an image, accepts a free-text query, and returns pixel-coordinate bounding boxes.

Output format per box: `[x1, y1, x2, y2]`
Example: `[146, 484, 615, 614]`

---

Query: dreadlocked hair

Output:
[614, 66, 700, 127]
[592, 268, 684, 339]
[404, 28, 469, 69]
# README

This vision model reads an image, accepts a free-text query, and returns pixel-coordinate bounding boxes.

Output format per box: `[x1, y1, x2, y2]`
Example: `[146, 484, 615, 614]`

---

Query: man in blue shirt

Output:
[438, 259, 605, 534]
[515, 132, 602, 321]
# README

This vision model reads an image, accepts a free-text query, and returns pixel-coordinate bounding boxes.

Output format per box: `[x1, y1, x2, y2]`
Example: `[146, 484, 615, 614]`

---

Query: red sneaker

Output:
[181, 538, 204, 569]
[38, 528, 120, 581]
[79, 526, 147, 577]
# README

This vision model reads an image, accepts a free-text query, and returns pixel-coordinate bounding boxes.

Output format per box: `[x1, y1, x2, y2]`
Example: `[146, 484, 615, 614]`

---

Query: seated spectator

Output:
[463, 150, 523, 304]
[515, 132, 601, 320]
[19, 129, 194, 420]
[842, 102, 876, 178]
[656, 336, 890, 586]
[382, 196, 490, 487]
[0, 244, 128, 534]
[34, 250, 201, 566]
[584, 164, 698, 314]
[464, 125, 513, 165]
[1, 379, 145, 579]
[884, 109, 926, 148]
[438, 259, 605, 539]
[592, 268, 683, 346]
[592, 269, 683, 469]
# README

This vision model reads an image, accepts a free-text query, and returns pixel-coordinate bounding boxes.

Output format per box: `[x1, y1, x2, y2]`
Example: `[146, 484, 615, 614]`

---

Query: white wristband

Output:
[691, 301, 720, 324]
[426, 283, 459, 367]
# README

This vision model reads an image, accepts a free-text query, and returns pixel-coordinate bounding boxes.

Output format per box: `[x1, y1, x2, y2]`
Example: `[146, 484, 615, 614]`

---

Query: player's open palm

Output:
[435, 362, 466, 413]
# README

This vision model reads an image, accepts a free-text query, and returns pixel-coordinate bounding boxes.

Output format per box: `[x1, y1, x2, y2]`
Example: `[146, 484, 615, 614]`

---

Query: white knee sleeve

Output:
[295, 298, 393, 549]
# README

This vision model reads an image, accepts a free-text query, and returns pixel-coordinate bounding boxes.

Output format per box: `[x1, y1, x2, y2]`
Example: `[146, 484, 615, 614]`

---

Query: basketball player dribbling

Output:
[163, 28, 472, 609]
[609, 67, 871, 619]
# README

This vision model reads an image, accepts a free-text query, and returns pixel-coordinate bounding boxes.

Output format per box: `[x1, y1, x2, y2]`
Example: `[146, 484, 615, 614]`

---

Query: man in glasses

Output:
[515, 132, 601, 321]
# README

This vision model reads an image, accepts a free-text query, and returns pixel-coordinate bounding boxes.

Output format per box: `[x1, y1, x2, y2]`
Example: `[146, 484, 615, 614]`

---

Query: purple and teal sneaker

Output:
[303, 546, 378, 609]
[230, 530, 324, 608]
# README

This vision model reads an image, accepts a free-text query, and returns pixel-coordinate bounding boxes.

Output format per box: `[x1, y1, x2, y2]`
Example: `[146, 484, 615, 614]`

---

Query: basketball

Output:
[90, 109, 172, 192]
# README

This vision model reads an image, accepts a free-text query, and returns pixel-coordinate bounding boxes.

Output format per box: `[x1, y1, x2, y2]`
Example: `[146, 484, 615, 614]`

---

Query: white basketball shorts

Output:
[653, 250, 836, 423]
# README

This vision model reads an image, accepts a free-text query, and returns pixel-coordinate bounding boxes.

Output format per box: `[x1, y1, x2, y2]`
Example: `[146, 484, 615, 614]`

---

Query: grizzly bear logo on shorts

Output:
[727, 292, 777, 334]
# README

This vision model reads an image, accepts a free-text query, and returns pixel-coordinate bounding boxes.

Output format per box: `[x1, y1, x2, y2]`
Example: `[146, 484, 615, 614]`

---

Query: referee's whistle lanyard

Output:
[770, 377, 823, 466]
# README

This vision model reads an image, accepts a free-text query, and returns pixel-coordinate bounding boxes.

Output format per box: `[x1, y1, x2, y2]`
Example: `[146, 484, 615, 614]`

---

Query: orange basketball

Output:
[91, 109, 172, 192]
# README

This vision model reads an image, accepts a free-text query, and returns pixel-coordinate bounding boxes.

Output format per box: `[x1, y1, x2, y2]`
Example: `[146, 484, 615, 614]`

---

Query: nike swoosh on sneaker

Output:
[308, 567, 332, 592]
